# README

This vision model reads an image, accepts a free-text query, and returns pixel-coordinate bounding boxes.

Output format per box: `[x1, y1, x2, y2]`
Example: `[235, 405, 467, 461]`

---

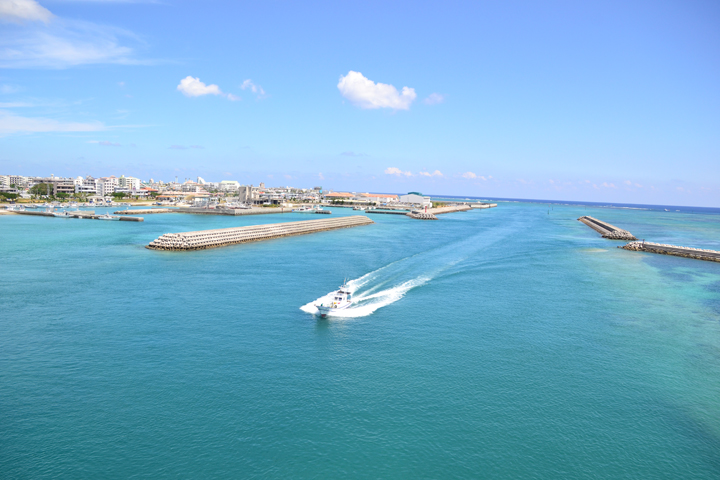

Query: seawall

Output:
[621, 241, 720, 263]
[578, 216, 637, 240]
[147, 216, 374, 251]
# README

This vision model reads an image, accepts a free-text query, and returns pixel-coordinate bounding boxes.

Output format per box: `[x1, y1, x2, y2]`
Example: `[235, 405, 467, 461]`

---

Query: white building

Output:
[75, 176, 97, 194]
[399, 192, 432, 207]
[95, 176, 119, 196]
[118, 175, 141, 190]
[219, 180, 240, 191]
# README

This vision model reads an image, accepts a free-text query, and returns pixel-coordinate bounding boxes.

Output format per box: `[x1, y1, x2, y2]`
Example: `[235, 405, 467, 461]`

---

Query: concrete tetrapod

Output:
[146, 216, 374, 251]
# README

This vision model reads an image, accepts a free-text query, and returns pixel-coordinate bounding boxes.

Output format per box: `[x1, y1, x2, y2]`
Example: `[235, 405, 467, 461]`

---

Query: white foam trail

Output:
[300, 276, 430, 318]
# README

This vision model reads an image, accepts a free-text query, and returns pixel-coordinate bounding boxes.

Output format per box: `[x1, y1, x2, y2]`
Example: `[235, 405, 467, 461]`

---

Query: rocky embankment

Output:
[578, 216, 637, 240]
[407, 212, 438, 220]
[621, 241, 720, 263]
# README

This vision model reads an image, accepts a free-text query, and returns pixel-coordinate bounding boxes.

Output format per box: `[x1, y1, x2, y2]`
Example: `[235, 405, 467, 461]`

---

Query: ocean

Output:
[1, 202, 719, 478]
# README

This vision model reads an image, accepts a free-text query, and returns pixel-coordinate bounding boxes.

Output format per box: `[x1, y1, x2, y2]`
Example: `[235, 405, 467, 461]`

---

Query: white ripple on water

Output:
[300, 212, 523, 319]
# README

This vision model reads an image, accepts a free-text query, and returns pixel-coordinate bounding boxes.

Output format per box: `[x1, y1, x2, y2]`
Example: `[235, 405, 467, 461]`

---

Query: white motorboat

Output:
[316, 282, 353, 318]
[97, 213, 120, 221]
[353, 206, 365, 211]
[293, 205, 314, 212]
[53, 211, 74, 218]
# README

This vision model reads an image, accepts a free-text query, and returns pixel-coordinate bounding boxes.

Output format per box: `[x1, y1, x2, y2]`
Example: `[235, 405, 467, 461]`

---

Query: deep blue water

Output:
[1, 203, 719, 478]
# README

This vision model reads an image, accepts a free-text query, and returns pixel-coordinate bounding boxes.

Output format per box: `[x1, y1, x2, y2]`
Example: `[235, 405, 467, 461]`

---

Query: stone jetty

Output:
[578, 216, 637, 240]
[620, 241, 720, 263]
[407, 212, 438, 220]
[428, 205, 473, 215]
[146, 216, 374, 251]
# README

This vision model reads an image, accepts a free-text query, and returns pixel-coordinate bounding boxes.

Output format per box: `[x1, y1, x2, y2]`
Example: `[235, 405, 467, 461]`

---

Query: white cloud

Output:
[241, 79, 266, 99]
[385, 167, 412, 177]
[318, 172, 324, 180]
[0, 0, 52, 24]
[419, 170, 443, 177]
[169, 144, 204, 150]
[0, 101, 33, 107]
[0, 13, 147, 69]
[601, 182, 616, 188]
[284, 174, 292, 180]
[87, 140, 120, 146]
[338, 71, 416, 110]
[1, 84, 21, 94]
[0, 109, 104, 134]
[423, 93, 445, 105]
[177, 76, 238, 101]
[340, 151, 368, 157]
[177, 76, 222, 97]
[624, 180, 632, 185]
[462, 171, 477, 179]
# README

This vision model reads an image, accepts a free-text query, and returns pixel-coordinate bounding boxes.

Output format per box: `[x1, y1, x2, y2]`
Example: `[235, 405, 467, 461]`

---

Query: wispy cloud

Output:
[0, 109, 104, 134]
[419, 170, 443, 177]
[0, 84, 21, 94]
[177, 76, 238, 101]
[240, 79, 266, 99]
[318, 172, 324, 180]
[385, 167, 412, 177]
[423, 93, 445, 105]
[340, 151, 368, 157]
[0, 15, 148, 68]
[338, 71, 416, 110]
[88, 140, 121, 146]
[0, 0, 52, 24]
[169, 144, 204, 150]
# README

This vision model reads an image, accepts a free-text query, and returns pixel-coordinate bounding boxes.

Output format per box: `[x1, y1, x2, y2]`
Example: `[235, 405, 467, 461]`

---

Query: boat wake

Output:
[300, 272, 430, 318]
[301, 213, 521, 319]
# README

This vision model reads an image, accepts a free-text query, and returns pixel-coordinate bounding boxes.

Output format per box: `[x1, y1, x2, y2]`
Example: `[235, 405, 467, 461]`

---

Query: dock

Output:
[578, 216, 636, 240]
[146, 216, 374, 251]
[620, 241, 720, 263]
[366, 209, 411, 215]
[11, 210, 144, 221]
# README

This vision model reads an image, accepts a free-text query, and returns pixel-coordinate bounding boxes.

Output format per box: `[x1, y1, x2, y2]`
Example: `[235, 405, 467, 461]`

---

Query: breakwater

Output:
[146, 216, 374, 251]
[175, 207, 287, 216]
[407, 212, 438, 220]
[621, 241, 720, 263]
[578, 216, 636, 240]
[428, 205, 473, 215]
[115, 208, 174, 214]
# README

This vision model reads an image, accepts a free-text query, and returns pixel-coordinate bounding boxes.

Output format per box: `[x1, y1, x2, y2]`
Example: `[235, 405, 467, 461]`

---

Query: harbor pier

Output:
[578, 216, 636, 240]
[9, 210, 144, 221]
[147, 216, 374, 251]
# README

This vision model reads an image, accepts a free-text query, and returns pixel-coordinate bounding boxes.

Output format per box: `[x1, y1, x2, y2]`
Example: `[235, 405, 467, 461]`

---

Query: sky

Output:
[0, 0, 719, 206]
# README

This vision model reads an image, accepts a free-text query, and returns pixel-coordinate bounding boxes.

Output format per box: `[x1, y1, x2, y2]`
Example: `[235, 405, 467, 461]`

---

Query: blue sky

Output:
[1, 0, 718, 206]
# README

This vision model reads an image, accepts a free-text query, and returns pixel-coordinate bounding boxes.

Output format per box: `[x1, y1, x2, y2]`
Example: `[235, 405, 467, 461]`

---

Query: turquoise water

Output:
[1, 204, 719, 478]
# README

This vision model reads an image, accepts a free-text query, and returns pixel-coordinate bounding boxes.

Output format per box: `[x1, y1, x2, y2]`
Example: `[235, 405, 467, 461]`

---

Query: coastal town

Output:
[0, 173, 432, 208]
